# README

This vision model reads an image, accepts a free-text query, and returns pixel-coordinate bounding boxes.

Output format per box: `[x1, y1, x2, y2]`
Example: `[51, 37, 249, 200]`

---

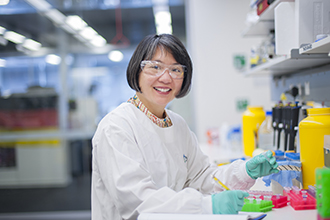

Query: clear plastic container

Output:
[258, 111, 275, 151]
[227, 126, 242, 154]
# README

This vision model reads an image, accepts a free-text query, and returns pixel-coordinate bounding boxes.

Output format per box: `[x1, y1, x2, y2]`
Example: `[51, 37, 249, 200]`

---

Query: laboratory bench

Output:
[265, 206, 317, 220]
[200, 144, 319, 220]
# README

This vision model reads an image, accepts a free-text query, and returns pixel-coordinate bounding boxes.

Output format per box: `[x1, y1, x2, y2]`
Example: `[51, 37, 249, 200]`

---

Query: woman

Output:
[91, 34, 278, 220]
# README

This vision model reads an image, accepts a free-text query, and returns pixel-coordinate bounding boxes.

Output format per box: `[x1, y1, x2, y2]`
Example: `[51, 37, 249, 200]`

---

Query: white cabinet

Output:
[243, 0, 330, 79]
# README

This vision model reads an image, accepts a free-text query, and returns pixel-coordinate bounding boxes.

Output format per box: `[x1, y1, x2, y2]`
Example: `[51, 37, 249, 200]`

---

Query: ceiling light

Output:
[45, 54, 61, 65]
[45, 9, 66, 25]
[0, 59, 6, 67]
[108, 50, 123, 62]
[155, 11, 172, 26]
[25, 0, 52, 12]
[60, 23, 76, 34]
[3, 31, 25, 44]
[74, 34, 88, 43]
[90, 35, 107, 47]
[153, 3, 173, 35]
[22, 39, 42, 51]
[25, 1, 107, 49]
[0, 26, 5, 35]
[0, 0, 9, 6]
[156, 25, 172, 35]
[80, 27, 98, 40]
[66, 15, 87, 31]
[154, 11, 173, 34]
[0, 36, 7, 46]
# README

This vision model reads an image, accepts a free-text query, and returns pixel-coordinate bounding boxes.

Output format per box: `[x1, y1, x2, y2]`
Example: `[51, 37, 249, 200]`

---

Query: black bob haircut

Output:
[126, 34, 193, 98]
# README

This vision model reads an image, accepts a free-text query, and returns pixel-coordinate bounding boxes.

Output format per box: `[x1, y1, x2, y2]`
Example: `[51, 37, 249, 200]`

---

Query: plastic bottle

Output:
[299, 107, 330, 189]
[258, 111, 275, 151]
[242, 106, 266, 157]
[250, 46, 260, 68]
[227, 126, 242, 154]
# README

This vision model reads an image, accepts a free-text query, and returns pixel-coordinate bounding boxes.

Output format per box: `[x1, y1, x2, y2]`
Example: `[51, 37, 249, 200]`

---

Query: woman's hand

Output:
[246, 150, 279, 179]
[212, 190, 249, 214]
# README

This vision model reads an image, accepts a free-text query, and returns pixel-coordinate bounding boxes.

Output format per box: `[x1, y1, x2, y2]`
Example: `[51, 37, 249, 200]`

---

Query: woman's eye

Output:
[150, 64, 160, 70]
[172, 68, 181, 73]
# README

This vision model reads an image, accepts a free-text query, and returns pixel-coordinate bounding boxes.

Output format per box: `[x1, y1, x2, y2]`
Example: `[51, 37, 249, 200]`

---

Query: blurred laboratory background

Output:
[0, 0, 329, 219]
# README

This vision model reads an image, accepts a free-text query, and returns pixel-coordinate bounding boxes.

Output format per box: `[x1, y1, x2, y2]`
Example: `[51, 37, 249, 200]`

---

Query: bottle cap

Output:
[266, 111, 272, 116]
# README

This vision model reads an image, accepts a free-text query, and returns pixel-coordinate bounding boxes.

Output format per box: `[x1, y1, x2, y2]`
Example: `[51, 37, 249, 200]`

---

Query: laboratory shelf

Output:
[242, 0, 294, 37]
[299, 37, 330, 54]
[242, 21, 274, 37]
[243, 49, 330, 76]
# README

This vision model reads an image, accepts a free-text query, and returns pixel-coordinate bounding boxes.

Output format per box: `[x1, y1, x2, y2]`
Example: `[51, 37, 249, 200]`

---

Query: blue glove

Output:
[246, 150, 279, 179]
[212, 190, 249, 214]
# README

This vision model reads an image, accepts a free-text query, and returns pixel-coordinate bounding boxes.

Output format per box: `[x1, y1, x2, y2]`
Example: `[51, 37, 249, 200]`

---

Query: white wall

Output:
[172, 0, 274, 144]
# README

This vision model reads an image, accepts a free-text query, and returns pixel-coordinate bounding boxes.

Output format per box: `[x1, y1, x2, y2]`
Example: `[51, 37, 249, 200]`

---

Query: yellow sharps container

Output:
[299, 107, 330, 189]
[242, 106, 266, 157]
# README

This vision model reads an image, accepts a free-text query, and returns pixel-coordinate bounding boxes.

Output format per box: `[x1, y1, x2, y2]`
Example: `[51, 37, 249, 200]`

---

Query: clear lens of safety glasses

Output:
[140, 60, 186, 79]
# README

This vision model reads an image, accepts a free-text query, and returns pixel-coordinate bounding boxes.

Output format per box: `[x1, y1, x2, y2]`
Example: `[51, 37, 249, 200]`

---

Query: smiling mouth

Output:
[154, 87, 171, 92]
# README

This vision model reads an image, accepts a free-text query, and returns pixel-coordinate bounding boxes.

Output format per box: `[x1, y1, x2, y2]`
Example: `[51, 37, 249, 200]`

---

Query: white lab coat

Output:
[91, 102, 256, 220]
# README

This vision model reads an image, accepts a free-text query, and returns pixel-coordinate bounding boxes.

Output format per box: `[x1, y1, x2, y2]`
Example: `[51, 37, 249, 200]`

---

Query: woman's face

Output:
[137, 47, 183, 117]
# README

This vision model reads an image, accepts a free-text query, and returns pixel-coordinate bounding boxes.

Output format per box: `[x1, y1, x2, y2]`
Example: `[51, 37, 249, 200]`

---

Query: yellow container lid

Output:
[307, 107, 330, 116]
[247, 106, 264, 110]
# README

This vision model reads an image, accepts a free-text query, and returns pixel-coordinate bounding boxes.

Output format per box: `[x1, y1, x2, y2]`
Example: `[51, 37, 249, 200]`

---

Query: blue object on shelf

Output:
[285, 152, 300, 161]
[274, 150, 285, 161]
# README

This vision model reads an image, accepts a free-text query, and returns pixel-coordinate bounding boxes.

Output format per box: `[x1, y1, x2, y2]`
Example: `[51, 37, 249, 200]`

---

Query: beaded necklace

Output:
[127, 94, 172, 128]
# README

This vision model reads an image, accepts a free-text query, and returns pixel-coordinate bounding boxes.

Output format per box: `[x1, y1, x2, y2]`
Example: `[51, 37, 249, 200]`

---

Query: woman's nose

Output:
[158, 68, 173, 82]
